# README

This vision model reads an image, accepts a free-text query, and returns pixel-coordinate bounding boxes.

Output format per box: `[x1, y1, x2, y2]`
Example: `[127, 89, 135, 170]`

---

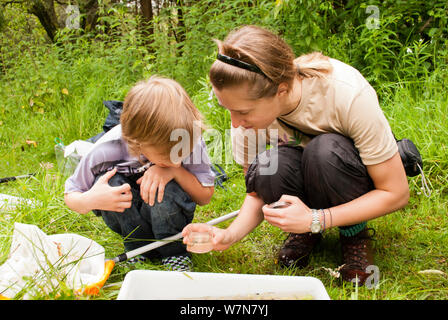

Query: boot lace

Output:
[341, 228, 376, 270]
[284, 233, 319, 252]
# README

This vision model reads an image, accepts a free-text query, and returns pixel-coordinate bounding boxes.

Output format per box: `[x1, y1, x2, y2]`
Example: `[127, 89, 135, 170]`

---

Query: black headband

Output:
[216, 53, 266, 77]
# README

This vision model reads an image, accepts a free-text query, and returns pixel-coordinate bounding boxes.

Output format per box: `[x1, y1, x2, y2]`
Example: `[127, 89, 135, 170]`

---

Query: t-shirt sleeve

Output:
[182, 138, 216, 187]
[343, 85, 398, 166]
[64, 151, 99, 194]
[64, 140, 127, 193]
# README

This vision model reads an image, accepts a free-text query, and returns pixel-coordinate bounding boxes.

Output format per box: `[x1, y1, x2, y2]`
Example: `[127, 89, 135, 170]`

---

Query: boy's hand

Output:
[137, 165, 177, 206]
[86, 168, 133, 212]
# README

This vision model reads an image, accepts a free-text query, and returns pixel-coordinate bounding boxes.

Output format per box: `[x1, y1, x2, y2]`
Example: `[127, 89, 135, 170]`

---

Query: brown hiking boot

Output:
[277, 232, 322, 268]
[339, 228, 376, 286]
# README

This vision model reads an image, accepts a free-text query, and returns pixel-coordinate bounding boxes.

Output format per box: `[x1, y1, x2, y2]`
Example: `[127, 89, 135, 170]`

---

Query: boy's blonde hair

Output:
[210, 25, 333, 99]
[121, 76, 202, 157]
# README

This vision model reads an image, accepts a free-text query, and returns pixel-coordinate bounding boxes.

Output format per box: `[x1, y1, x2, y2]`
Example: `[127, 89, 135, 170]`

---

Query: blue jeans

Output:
[93, 172, 196, 259]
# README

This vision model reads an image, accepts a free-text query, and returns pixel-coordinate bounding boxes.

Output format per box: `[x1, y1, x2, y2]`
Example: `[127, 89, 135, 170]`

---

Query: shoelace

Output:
[342, 229, 376, 269]
[284, 233, 319, 252]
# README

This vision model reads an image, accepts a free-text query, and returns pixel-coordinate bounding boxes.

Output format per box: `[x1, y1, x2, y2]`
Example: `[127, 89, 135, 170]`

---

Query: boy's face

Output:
[140, 145, 182, 168]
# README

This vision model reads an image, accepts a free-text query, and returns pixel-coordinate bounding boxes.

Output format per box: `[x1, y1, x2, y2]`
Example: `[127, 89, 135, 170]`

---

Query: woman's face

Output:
[212, 83, 283, 130]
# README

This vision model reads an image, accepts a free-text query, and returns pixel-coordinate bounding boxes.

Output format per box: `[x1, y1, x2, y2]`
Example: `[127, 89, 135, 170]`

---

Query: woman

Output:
[182, 25, 409, 285]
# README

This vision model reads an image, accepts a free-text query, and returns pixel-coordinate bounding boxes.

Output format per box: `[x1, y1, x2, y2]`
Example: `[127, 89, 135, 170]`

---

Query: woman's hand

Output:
[137, 165, 177, 206]
[181, 193, 267, 252]
[262, 195, 312, 234]
[182, 223, 235, 252]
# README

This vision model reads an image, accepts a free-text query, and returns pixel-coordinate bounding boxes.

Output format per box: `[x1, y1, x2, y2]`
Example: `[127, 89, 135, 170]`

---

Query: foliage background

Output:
[0, 0, 447, 300]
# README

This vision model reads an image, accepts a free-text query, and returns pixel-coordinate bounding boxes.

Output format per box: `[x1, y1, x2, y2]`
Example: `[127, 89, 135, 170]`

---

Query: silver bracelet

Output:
[320, 209, 326, 232]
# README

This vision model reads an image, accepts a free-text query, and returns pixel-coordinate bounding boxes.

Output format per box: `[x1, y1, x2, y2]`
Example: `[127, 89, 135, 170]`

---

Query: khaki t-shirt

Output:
[231, 58, 397, 168]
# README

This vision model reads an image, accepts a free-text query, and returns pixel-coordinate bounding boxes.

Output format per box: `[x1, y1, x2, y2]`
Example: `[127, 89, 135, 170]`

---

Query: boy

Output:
[64, 76, 215, 271]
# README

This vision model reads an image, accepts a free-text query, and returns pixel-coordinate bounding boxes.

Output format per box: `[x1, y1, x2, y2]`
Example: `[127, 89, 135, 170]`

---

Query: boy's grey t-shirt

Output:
[64, 125, 216, 194]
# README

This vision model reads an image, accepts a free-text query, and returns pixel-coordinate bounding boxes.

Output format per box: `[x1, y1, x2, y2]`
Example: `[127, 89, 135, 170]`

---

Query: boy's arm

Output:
[138, 165, 214, 206]
[137, 137, 215, 206]
[173, 166, 214, 206]
[64, 168, 133, 214]
[65, 191, 93, 215]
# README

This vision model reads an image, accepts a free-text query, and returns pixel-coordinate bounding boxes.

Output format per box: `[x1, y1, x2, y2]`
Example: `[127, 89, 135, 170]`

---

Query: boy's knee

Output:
[147, 180, 196, 228]
[161, 181, 195, 210]
[94, 171, 129, 187]
[162, 180, 185, 197]
[108, 172, 129, 187]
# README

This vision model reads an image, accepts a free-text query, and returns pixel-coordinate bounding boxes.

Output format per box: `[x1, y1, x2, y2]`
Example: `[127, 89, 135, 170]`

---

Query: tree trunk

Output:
[28, 0, 59, 42]
[77, 0, 99, 32]
[140, 0, 154, 49]
[168, 0, 185, 55]
[176, 0, 185, 50]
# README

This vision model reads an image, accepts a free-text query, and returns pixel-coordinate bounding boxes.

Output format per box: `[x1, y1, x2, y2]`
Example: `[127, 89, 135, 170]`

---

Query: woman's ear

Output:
[276, 82, 290, 97]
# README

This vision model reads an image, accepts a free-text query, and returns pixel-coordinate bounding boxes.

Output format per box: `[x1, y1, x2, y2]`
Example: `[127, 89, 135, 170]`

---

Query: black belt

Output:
[115, 161, 152, 176]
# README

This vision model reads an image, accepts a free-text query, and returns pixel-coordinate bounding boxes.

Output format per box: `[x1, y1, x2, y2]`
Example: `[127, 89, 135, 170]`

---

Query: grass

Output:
[0, 42, 447, 300]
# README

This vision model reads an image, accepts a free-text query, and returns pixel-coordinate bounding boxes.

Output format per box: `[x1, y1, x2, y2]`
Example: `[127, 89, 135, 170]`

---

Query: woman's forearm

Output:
[226, 193, 265, 244]
[327, 187, 409, 228]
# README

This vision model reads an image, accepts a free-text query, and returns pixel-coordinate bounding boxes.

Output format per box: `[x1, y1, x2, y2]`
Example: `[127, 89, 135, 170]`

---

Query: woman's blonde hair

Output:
[210, 25, 333, 99]
[121, 76, 202, 157]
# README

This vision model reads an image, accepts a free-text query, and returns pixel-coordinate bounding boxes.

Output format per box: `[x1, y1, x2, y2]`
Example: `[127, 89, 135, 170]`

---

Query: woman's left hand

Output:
[262, 195, 312, 234]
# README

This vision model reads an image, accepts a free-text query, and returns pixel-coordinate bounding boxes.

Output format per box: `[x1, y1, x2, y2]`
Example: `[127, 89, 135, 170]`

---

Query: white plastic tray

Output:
[117, 270, 330, 300]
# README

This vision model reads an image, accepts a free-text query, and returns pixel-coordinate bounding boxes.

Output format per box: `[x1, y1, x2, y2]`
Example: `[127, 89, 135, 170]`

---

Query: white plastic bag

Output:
[55, 126, 122, 176]
[0, 223, 105, 299]
[54, 140, 94, 177]
[0, 194, 41, 211]
[62, 140, 95, 158]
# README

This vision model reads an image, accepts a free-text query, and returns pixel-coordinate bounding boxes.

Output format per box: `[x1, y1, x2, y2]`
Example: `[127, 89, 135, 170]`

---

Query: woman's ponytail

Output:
[210, 26, 333, 99]
[294, 52, 333, 78]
